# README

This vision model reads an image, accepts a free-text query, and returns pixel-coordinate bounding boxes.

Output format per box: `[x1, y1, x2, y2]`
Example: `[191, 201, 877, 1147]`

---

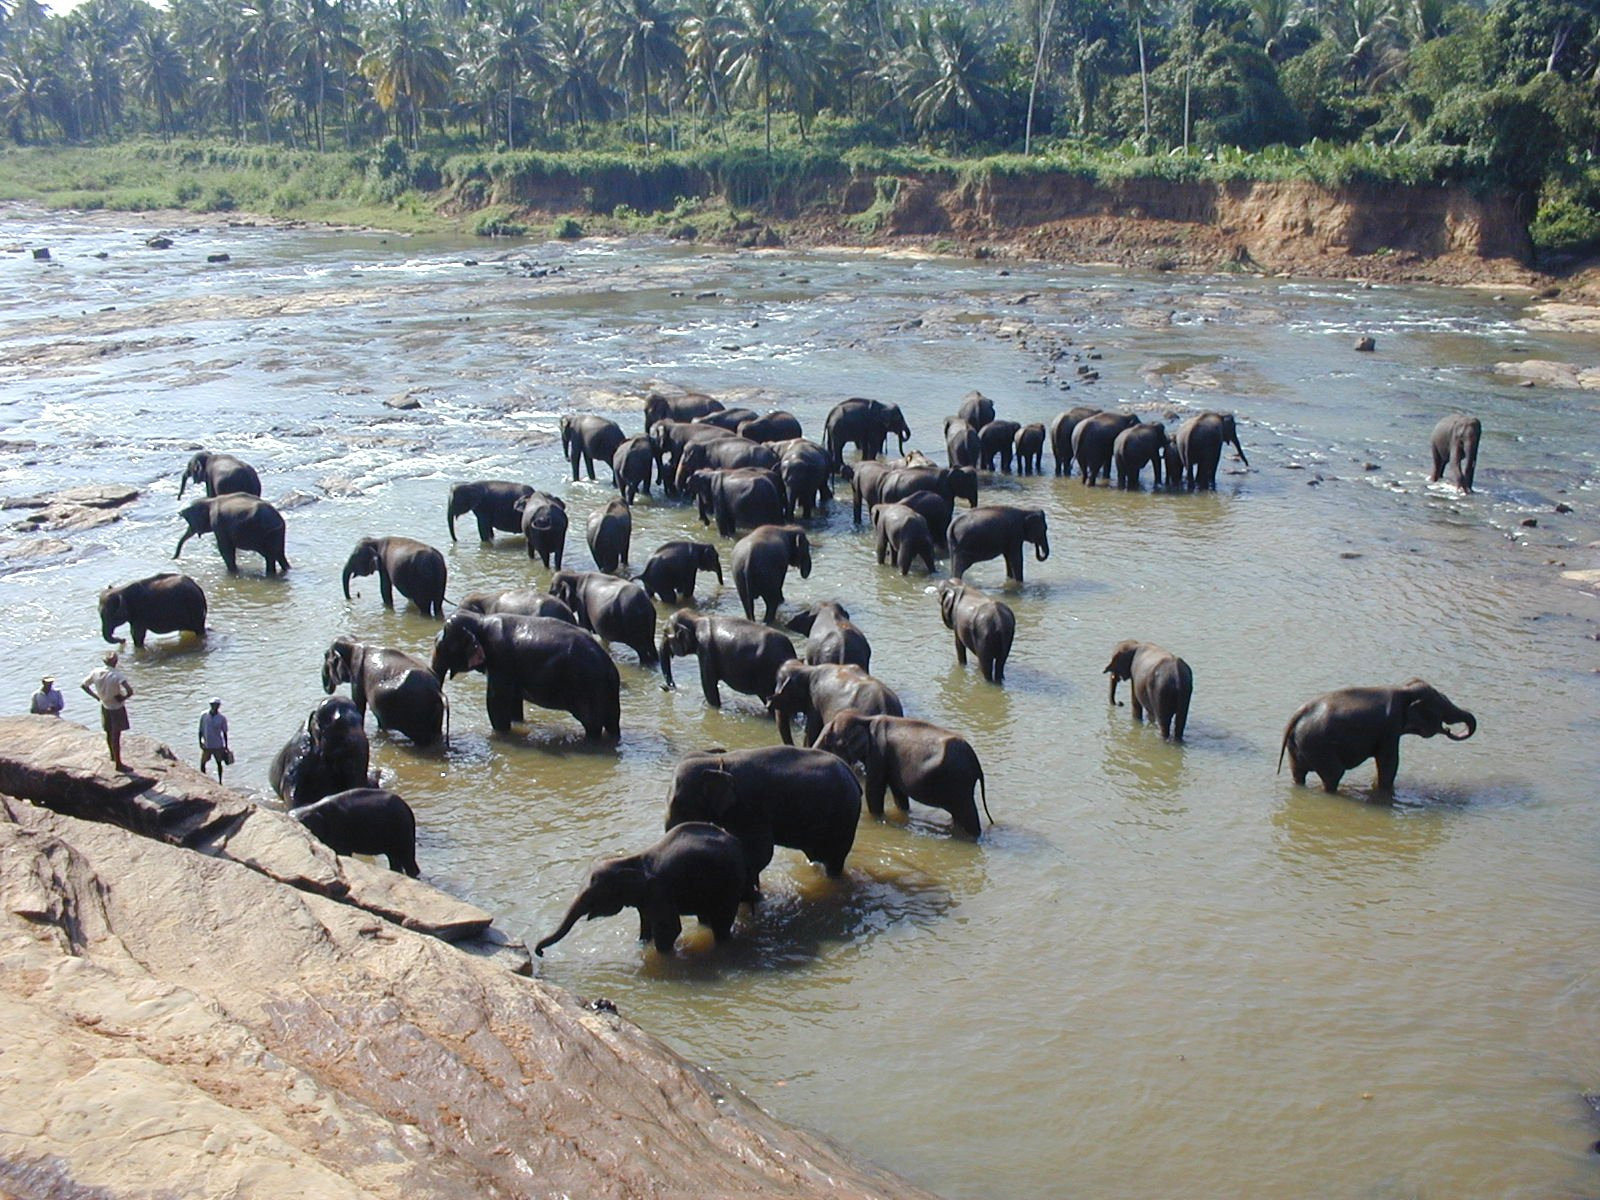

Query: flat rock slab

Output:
[3, 484, 142, 532]
[1493, 359, 1600, 390]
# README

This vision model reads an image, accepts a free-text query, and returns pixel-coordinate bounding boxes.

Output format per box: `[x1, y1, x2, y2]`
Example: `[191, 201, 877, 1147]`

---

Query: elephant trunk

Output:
[534, 893, 591, 956]
[1444, 710, 1477, 741]
[1232, 438, 1250, 467]
[342, 561, 355, 600]
[712, 559, 724, 585]
[659, 638, 676, 690]
[1107, 673, 1120, 706]
[447, 495, 460, 542]
[173, 528, 193, 559]
[178, 470, 190, 498]
[1035, 531, 1050, 562]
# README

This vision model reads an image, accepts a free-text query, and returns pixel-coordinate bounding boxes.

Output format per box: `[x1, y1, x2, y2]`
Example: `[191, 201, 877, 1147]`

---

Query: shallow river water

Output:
[3, 205, 1599, 1199]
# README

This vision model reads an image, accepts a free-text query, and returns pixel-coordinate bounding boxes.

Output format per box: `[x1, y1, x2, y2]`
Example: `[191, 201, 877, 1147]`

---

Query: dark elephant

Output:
[948, 505, 1049, 582]
[322, 638, 446, 746]
[638, 540, 723, 604]
[1429, 414, 1481, 493]
[648, 420, 736, 493]
[1014, 423, 1046, 474]
[732, 523, 811, 623]
[1163, 440, 1183, 487]
[895, 489, 954, 553]
[956, 391, 995, 430]
[1050, 407, 1100, 476]
[1073, 412, 1141, 485]
[269, 696, 374, 808]
[813, 711, 991, 838]
[1175, 412, 1249, 490]
[768, 660, 903, 747]
[1278, 679, 1476, 794]
[872, 502, 936, 575]
[787, 601, 871, 671]
[1103, 640, 1192, 741]
[688, 467, 785, 538]
[824, 398, 911, 469]
[559, 415, 626, 482]
[535, 822, 746, 957]
[548, 569, 659, 665]
[658, 609, 797, 706]
[174, 495, 289, 575]
[447, 480, 533, 542]
[179, 451, 261, 499]
[611, 436, 655, 504]
[431, 611, 620, 739]
[773, 438, 832, 518]
[946, 418, 981, 469]
[586, 498, 632, 572]
[978, 419, 1022, 472]
[645, 390, 723, 429]
[938, 579, 1014, 683]
[737, 411, 804, 443]
[848, 460, 898, 524]
[342, 536, 447, 618]
[99, 573, 206, 648]
[458, 588, 577, 623]
[1113, 422, 1170, 490]
[674, 435, 779, 492]
[513, 491, 568, 568]
[877, 465, 979, 513]
[693, 407, 760, 432]
[292, 787, 420, 877]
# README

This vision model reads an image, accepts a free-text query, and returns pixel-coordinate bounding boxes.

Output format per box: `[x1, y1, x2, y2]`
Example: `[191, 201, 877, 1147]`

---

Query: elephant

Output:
[268, 696, 374, 808]
[773, 438, 833, 518]
[813, 712, 991, 838]
[291, 788, 420, 877]
[948, 505, 1049, 582]
[945, 418, 981, 469]
[732, 524, 811, 623]
[768, 660, 904, 747]
[823, 398, 911, 469]
[179, 451, 261, 499]
[322, 638, 447, 746]
[611, 436, 655, 504]
[513, 491, 568, 568]
[688, 467, 785, 538]
[665, 747, 862, 894]
[787, 601, 871, 670]
[938, 579, 1014, 683]
[848, 460, 898, 524]
[1072, 411, 1141, 485]
[1103, 640, 1192, 741]
[174, 495, 289, 575]
[894, 489, 954, 553]
[586, 498, 632, 572]
[1175, 412, 1249, 490]
[431, 611, 621, 739]
[871, 502, 936, 575]
[535, 822, 747, 957]
[447, 480, 534, 542]
[1113, 422, 1170, 490]
[877, 465, 979, 513]
[458, 588, 577, 623]
[342, 536, 447, 618]
[978, 419, 1023, 472]
[1163, 440, 1184, 487]
[648, 420, 737, 493]
[737, 411, 804, 443]
[559, 415, 626, 482]
[1278, 679, 1476, 794]
[645, 390, 723, 429]
[1050, 407, 1101, 476]
[956, 391, 995, 430]
[99, 573, 206, 648]
[1429, 414, 1481, 493]
[548, 569, 659, 665]
[1015, 423, 1046, 474]
[638, 540, 723, 604]
[693, 406, 760, 432]
[658, 609, 797, 706]
[674, 435, 779, 492]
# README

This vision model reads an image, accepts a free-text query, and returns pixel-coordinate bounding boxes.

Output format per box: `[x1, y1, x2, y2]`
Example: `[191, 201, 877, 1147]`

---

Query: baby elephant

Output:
[1279, 678, 1476, 794]
[813, 711, 991, 838]
[1103, 640, 1193, 741]
[291, 787, 419, 877]
[938, 580, 1014, 683]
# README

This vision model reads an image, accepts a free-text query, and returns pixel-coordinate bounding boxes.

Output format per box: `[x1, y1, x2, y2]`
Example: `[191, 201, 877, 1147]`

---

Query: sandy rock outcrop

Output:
[2, 483, 140, 532]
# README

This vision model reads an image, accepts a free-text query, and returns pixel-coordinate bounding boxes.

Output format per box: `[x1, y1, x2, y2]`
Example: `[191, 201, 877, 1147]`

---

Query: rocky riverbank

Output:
[0, 717, 938, 1200]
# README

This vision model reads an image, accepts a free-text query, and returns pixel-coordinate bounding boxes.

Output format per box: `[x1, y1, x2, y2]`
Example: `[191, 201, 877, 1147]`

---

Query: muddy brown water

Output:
[3, 207, 1599, 1198]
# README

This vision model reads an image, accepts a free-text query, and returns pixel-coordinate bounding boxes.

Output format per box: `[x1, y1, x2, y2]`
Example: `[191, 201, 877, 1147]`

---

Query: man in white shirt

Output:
[81, 651, 133, 771]
[198, 698, 231, 782]
[30, 676, 64, 717]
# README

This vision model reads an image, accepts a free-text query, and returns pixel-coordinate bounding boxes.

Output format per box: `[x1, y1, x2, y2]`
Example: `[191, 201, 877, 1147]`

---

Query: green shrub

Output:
[1532, 193, 1600, 255]
[472, 207, 529, 236]
[552, 216, 583, 239]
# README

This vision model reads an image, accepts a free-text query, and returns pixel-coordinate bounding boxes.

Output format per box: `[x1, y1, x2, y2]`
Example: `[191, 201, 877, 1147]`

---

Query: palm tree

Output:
[476, 0, 550, 149]
[542, 5, 614, 130]
[588, 0, 685, 152]
[360, 0, 452, 145]
[0, 37, 62, 141]
[679, 0, 732, 129]
[899, 7, 1002, 139]
[124, 22, 189, 138]
[722, 0, 821, 152]
[241, 0, 288, 140]
[285, 0, 360, 149]
[192, 0, 252, 138]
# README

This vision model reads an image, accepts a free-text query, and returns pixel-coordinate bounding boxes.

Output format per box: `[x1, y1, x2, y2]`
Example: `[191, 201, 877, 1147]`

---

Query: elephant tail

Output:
[1277, 721, 1292, 775]
[978, 767, 993, 826]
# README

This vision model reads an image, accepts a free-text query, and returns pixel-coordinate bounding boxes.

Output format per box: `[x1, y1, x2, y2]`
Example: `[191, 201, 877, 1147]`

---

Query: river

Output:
[2, 205, 1598, 1199]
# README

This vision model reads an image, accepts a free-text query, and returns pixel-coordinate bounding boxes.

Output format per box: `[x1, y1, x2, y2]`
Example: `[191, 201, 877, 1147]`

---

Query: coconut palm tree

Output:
[543, 5, 614, 129]
[588, 0, 685, 152]
[0, 37, 63, 141]
[679, 0, 732, 128]
[360, 0, 452, 145]
[124, 22, 189, 138]
[898, 7, 1002, 139]
[285, 0, 360, 149]
[722, 0, 822, 152]
[475, 0, 550, 149]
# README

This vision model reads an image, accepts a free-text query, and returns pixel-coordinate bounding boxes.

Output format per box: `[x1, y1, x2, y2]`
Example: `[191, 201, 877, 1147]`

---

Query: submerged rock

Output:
[3, 484, 139, 533]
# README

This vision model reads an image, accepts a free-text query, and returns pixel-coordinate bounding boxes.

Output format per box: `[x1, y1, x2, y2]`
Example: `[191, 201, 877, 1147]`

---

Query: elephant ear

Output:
[700, 769, 740, 823]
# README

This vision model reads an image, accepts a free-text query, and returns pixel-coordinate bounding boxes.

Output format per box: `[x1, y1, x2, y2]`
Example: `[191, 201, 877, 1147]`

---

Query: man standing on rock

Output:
[198, 697, 231, 782]
[30, 675, 64, 717]
[81, 651, 133, 771]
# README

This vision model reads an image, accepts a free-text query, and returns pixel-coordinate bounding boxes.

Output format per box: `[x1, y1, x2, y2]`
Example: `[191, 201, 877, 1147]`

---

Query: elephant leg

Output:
[801, 704, 822, 748]
[651, 913, 683, 955]
[1131, 697, 1145, 723]
[762, 594, 779, 624]
[1158, 708, 1174, 739]
[1430, 445, 1446, 483]
[130, 624, 148, 650]
[583, 451, 597, 481]
[735, 577, 754, 621]
[476, 513, 495, 542]
[950, 551, 969, 579]
[1374, 741, 1401, 791]
[875, 528, 888, 565]
[698, 656, 723, 708]
[953, 634, 968, 666]
[483, 672, 522, 732]
[217, 534, 238, 573]
[705, 902, 737, 942]
[887, 781, 910, 812]
[378, 574, 395, 608]
[863, 764, 889, 818]
[1005, 546, 1023, 582]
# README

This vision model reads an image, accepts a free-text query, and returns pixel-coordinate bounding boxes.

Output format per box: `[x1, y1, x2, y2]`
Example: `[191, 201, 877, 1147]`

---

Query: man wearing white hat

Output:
[30, 675, 64, 717]
[198, 697, 231, 782]
[81, 651, 133, 771]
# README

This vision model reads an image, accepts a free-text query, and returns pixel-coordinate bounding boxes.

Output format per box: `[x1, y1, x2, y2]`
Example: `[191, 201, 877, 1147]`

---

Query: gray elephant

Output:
[560, 414, 626, 482]
[645, 390, 724, 428]
[548, 569, 659, 665]
[737, 411, 804, 443]
[956, 391, 995, 430]
[813, 711, 991, 838]
[732, 524, 810, 623]
[447, 480, 533, 542]
[638, 540, 723, 604]
[458, 588, 577, 622]
[978, 419, 1022, 472]
[894, 489, 954, 553]
[1014, 423, 1046, 474]
[535, 822, 746, 957]
[877, 465, 979, 513]
[674, 436, 779, 492]
[342, 536, 447, 618]
[648, 420, 737, 493]
[768, 660, 903, 746]
[824, 398, 911, 469]
[946, 417, 981, 469]
[1278, 679, 1475, 794]
[1113, 422, 1170, 489]
[269, 696, 374, 808]
[179, 451, 261, 499]
[694, 407, 760, 432]
[611, 436, 655, 504]
[948, 505, 1049, 583]
[432, 611, 620, 739]
[872, 502, 936, 575]
[99, 573, 207, 648]
[586, 498, 632, 572]
[658, 609, 797, 706]
[174, 495, 289, 575]
[292, 787, 419, 877]
[938, 579, 1014, 683]
[787, 601, 871, 670]
[1103, 640, 1192, 741]
[1072, 412, 1141, 485]
[688, 467, 785, 537]
[322, 638, 447, 746]
[1175, 412, 1249, 489]
[1429, 414, 1481, 493]
[1050, 406, 1101, 476]
[773, 438, 833, 518]
[513, 491, 567, 568]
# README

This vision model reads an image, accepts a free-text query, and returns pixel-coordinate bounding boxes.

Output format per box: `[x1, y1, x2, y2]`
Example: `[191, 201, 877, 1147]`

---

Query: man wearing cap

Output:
[80, 651, 133, 771]
[198, 698, 231, 782]
[30, 676, 64, 717]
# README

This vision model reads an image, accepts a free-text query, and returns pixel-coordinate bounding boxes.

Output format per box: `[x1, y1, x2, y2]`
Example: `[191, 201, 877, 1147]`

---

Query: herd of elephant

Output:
[90, 394, 1481, 957]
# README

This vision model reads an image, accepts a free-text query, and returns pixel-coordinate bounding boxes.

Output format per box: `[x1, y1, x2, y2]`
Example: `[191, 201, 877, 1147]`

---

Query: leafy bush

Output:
[552, 216, 583, 239]
[472, 207, 529, 236]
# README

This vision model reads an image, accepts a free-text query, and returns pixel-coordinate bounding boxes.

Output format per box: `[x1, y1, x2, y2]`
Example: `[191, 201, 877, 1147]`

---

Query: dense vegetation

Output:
[1, 0, 1597, 250]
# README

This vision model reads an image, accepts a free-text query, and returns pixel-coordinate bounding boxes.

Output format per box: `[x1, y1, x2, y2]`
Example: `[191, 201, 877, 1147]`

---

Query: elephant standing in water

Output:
[323, 638, 447, 746]
[813, 711, 992, 838]
[292, 788, 420, 877]
[768, 660, 903, 746]
[447, 480, 533, 542]
[1429, 414, 1481, 493]
[458, 589, 576, 622]
[1113, 423, 1170, 489]
[99, 574, 207, 648]
[586, 498, 632, 572]
[269, 697, 374, 808]
[179, 451, 261, 499]
[514, 491, 568, 568]
[1072, 412, 1141, 485]
[342, 536, 447, 618]
[174, 495, 289, 575]
[560, 415, 626, 482]
[947, 505, 1049, 583]
[938, 580, 1014, 683]
[1278, 679, 1476, 794]
[1175, 412, 1249, 489]
[658, 610, 797, 706]
[547, 569, 659, 665]
[1014, 423, 1046, 474]
[732, 524, 811, 623]
[1103, 640, 1192, 741]
[823, 398, 911, 469]
[638, 540, 722, 603]
[788, 601, 871, 671]
[1050, 407, 1101, 476]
